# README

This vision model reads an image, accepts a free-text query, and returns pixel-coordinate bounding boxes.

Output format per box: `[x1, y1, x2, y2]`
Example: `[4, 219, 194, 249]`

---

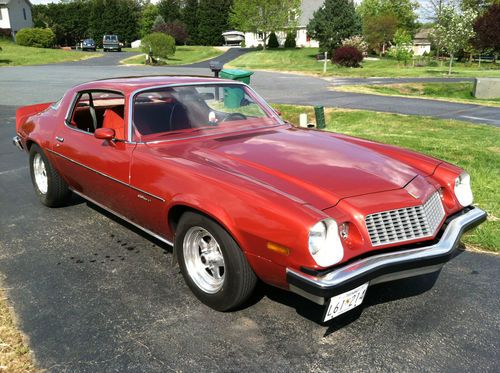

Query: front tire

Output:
[29, 144, 70, 207]
[176, 212, 257, 311]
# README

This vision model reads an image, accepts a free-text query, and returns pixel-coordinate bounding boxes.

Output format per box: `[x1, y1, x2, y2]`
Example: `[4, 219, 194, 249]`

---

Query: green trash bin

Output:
[220, 69, 254, 108]
[220, 69, 254, 84]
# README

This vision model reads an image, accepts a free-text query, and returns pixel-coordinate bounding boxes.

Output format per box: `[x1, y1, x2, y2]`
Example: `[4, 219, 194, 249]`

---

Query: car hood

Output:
[152, 127, 435, 210]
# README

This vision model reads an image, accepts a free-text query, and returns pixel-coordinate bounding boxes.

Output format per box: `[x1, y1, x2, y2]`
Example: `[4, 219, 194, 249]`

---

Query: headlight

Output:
[308, 219, 344, 267]
[454, 172, 473, 207]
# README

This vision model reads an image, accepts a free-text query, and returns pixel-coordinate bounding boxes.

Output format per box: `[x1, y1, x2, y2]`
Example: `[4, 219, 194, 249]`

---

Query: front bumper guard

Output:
[287, 207, 487, 305]
[13, 135, 23, 151]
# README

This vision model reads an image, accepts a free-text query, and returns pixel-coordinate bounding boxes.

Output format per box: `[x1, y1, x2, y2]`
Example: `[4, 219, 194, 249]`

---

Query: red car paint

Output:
[15, 76, 467, 290]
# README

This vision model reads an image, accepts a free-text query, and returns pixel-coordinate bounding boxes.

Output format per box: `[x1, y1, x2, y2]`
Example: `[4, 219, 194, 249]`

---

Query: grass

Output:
[121, 46, 224, 66]
[228, 48, 500, 78]
[0, 39, 101, 66]
[336, 82, 500, 107]
[0, 286, 36, 372]
[273, 104, 500, 252]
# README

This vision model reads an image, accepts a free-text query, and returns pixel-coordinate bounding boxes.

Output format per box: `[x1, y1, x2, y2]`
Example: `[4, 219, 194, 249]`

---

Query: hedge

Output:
[16, 28, 55, 48]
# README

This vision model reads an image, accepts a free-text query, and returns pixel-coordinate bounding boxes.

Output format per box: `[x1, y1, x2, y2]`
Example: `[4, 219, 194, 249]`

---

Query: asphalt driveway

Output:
[0, 57, 499, 126]
[1, 102, 499, 371]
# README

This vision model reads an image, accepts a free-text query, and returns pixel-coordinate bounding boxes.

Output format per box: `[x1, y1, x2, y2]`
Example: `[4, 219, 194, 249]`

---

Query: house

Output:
[413, 28, 432, 56]
[243, 0, 323, 48]
[0, 0, 33, 39]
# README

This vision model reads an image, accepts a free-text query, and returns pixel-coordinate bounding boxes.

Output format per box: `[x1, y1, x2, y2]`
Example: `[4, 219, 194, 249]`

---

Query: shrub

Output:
[16, 28, 55, 48]
[341, 35, 368, 54]
[284, 32, 296, 48]
[387, 29, 414, 66]
[332, 46, 363, 67]
[267, 32, 279, 49]
[256, 44, 263, 50]
[141, 32, 176, 61]
[154, 20, 188, 45]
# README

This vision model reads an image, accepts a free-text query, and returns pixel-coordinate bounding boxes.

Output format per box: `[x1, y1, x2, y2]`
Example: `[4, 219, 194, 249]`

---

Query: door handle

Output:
[56, 136, 64, 143]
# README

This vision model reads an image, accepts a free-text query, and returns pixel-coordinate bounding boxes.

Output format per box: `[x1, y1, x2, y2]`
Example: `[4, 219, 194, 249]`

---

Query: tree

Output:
[141, 32, 176, 61]
[154, 20, 189, 45]
[387, 29, 413, 66]
[461, 0, 498, 13]
[341, 35, 368, 54]
[267, 32, 279, 48]
[284, 32, 296, 48]
[362, 14, 398, 54]
[307, 0, 361, 53]
[230, 0, 301, 50]
[33, 1, 92, 46]
[473, 3, 500, 63]
[198, 0, 233, 46]
[139, 3, 159, 38]
[89, 0, 141, 46]
[157, 0, 181, 24]
[358, 0, 419, 35]
[182, 0, 199, 45]
[432, 6, 477, 74]
[152, 15, 166, 30]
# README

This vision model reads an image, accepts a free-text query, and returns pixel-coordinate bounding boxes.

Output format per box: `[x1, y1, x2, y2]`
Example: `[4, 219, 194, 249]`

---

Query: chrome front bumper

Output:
[12, 135, 24, 151]
[287, 207, 487, 305]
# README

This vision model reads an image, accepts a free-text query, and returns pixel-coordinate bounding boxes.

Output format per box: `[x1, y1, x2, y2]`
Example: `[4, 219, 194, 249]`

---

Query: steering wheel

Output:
[222, 112, 247, 122]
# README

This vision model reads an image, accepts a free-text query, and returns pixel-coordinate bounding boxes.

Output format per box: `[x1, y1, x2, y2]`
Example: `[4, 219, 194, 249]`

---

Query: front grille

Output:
[365, 191, 445, 247]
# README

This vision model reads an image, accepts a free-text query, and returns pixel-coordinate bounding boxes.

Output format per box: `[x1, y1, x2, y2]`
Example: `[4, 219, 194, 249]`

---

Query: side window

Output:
[68, 91, 126, 140]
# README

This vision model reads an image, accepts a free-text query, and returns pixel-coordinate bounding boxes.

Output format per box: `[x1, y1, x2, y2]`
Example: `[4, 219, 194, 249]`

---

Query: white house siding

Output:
[0, 7, 11, 29]
[413, 44, 431, 56]
[1, 0, 32, 36]
[244, 28, 318, 48]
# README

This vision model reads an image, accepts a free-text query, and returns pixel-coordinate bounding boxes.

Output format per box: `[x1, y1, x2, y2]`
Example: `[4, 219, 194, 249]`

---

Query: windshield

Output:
[132, 83, 282, 142]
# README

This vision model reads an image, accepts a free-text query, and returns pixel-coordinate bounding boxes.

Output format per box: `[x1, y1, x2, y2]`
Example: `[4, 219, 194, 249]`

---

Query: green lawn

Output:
[121, 46, 224, 66]
[228, 48, 500, 78]
[336, 82, 500, 107]
[274, 104, 500, 252]
[0, 39, 101, 66]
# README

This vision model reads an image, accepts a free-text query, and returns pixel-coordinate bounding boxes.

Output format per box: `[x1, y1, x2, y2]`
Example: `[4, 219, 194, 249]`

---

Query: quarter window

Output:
[68, 91, 126, 140]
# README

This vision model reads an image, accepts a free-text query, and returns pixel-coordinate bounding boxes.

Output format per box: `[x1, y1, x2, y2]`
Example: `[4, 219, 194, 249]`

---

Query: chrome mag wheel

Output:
[183, 226, 225, 294]
[33, 153, 48, 194]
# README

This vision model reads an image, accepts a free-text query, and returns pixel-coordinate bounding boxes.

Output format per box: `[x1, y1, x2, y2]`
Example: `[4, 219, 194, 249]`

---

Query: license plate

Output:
[323, 283, 369, 322]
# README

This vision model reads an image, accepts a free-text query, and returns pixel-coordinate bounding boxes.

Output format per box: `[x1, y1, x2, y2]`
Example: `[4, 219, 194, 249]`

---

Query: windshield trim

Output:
[128, 81, 284, 143]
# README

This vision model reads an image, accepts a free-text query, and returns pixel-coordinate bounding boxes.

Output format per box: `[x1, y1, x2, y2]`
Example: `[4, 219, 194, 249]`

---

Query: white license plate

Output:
[323, 282, 369, 322]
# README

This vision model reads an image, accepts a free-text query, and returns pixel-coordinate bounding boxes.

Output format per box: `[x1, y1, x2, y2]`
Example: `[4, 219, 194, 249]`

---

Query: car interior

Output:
[68, 91, 126, 140]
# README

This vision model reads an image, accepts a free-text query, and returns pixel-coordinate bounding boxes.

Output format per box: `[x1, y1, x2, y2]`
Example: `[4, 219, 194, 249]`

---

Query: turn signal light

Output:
[267, 242, 290, 256]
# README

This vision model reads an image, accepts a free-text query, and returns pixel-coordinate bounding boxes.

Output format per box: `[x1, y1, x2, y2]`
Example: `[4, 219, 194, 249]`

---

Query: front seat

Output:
[102, 108, 125, 140]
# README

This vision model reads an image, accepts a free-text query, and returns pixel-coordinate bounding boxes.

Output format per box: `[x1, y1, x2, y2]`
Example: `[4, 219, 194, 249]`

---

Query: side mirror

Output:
[94, 127, 115, 141]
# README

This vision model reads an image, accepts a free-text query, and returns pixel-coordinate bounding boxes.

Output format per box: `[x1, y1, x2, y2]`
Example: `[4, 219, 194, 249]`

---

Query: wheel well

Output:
[25, 140, 35, 151]
[168, 205, 235, 244]
[168, 205, 200, 233]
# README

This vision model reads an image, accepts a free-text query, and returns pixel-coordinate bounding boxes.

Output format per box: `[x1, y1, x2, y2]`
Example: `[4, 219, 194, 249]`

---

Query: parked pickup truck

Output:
[103, 34, 121, 52]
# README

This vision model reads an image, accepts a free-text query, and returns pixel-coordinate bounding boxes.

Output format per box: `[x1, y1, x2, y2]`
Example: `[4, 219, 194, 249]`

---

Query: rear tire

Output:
[29, 144, 70, 207]
[176, 212, 257, 311]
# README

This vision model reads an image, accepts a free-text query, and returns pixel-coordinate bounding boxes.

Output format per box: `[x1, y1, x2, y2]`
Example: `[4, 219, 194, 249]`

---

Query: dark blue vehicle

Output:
[81, 39, 97, 52]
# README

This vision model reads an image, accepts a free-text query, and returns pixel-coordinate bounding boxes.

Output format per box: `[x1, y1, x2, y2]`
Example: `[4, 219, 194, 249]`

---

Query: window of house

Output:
[258, 32, 263, 40]
[23, 8, 26, 20]
[0, 9, 3, 20]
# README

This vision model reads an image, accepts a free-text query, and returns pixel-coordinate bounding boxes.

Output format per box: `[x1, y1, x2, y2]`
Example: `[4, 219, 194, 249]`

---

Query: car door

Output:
[51, 90, 136, 217]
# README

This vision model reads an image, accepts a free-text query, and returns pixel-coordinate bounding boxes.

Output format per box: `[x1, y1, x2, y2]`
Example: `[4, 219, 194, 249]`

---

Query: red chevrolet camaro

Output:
[13, 76, 486, 322]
